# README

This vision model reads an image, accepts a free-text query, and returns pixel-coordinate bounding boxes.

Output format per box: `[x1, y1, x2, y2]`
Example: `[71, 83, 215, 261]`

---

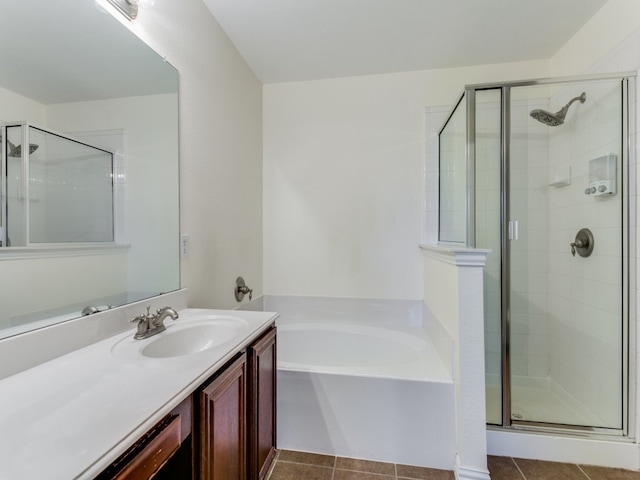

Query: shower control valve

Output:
[570, 228, 594, 258]
[235, 276, 253, 302]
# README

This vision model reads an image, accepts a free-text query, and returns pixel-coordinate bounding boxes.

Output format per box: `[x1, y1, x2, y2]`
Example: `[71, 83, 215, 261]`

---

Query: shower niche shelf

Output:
[548, 164, 571, 188]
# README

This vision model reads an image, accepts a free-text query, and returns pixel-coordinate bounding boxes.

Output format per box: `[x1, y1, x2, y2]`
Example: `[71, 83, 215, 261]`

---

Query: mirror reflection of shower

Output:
[7, 140, 39, 157]
[0, 132, 39, 157]
[529, 91, 586, 126]
[1, 123, 115, 247]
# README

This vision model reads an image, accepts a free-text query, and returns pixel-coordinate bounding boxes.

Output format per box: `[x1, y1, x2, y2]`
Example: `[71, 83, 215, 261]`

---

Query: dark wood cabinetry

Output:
[198, 353, 247, 480]
[198, 326, 277, 480]
[248, 326, 277, 480]
[95, 397, 193, 480]
[97, 324, 276, 480]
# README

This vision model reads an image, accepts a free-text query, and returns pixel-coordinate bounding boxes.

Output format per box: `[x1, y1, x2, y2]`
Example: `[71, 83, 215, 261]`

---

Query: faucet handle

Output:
[129, 313, 146, 323]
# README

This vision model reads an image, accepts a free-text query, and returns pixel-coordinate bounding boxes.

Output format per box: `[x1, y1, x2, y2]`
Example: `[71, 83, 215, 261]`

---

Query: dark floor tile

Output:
[514, 458, 588, 480]
[333, 470, 394, 480]
[336, 457, 396, 475]
[396, 463, 454, 480]
[268, 461, 333, 480]
[580, 464, 640, 480]
[487, 456, 523, 480]
[277, 449, 335, 467]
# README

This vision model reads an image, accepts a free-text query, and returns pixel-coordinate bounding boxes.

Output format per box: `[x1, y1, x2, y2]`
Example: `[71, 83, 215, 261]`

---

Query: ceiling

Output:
[203, 0, 609, 84]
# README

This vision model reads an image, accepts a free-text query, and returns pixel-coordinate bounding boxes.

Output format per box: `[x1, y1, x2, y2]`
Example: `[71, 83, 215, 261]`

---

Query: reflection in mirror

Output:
[2, 123, 116, 246]
[0, 0, 180, 339]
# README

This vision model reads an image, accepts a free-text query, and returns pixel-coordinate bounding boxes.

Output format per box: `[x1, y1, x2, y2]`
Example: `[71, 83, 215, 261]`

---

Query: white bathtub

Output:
[247, 296, 456, 470]
[278, 322, 451, 381]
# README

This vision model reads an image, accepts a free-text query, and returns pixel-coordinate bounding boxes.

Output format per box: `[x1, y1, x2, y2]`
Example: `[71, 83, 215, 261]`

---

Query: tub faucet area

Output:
[130, 306, 179, 340]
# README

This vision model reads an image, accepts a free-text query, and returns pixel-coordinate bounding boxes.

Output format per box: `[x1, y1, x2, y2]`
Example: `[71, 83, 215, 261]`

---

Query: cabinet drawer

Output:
[97, 396, 192, 480]
[112, 414, 182, 480]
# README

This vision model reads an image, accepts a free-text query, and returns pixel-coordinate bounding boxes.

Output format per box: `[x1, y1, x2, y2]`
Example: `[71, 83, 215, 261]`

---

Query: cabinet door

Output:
[199, 353, 246, 480]
[248, 327, 277, 480]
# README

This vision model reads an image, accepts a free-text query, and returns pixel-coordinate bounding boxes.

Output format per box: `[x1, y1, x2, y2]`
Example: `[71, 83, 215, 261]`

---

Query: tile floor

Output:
[488, 456, 640, 479]
[266, 450, 640, 480]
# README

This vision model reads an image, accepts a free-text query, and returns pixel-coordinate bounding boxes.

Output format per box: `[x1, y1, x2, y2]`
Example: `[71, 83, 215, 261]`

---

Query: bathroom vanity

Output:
[0, 304, 278, 480]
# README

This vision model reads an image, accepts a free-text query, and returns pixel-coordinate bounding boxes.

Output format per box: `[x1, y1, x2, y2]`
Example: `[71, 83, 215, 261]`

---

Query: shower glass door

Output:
[474, 88, 503, 425]
[507, 79, 625, 430]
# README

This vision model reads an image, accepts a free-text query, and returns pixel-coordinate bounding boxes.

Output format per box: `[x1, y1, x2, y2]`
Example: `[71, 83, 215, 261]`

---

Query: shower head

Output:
[6, 140, 39, 157]
[530, 92, 586, 126]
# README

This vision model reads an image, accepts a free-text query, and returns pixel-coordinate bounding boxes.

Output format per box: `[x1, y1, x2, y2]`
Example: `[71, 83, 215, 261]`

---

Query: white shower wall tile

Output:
[585, 26, 640, 434]
[524, 314, 549, 337]
[528, 334, 549, 358]
[598, 364, 624, 424]
[507, 74, 626, 424]
[528, 355, 549, 378]
[581, 305, 623, 345]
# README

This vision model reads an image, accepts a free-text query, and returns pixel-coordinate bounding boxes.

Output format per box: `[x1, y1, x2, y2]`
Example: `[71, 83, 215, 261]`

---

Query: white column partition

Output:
[420, 244, 491, 480]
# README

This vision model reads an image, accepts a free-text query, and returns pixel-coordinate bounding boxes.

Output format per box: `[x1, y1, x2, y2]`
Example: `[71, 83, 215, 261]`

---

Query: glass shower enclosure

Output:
[439, 73, 634, 434]
[1, 123, 115, 247]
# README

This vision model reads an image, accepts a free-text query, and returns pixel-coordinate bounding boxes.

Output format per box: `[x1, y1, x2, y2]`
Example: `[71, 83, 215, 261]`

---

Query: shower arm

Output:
[558, 93, 586, 116]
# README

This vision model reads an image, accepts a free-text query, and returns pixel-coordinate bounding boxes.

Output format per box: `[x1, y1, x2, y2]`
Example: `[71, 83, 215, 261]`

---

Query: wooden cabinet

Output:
[97, 323, 276, 480]
[198, 326, 277, 480]
[248, 326, 277, 480]
[198, 353, 247, 480]
[95, 397, 193, 480]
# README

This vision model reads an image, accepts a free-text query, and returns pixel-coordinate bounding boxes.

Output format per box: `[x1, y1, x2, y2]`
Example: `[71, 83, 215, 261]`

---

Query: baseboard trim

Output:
[455, 456, 491, 480]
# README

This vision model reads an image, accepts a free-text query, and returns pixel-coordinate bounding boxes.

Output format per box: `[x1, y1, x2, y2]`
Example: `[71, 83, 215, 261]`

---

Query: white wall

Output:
[551, 0, 640, 77]
[263, 60, 549, 300]
[111, 0, 264, 309]
[0, 86, 46, 124]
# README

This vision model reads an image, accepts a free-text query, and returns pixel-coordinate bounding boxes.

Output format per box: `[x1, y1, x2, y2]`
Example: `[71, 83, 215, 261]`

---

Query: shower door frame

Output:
[463, 72, 635, 437]
[0, 125, 5, 246]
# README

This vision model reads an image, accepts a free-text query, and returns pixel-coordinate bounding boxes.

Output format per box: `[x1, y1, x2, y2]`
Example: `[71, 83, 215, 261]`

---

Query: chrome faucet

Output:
[130, 306, 179, 340]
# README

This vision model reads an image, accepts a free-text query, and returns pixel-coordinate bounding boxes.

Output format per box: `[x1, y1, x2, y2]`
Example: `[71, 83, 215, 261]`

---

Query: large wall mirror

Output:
[0, 0, 180, 339]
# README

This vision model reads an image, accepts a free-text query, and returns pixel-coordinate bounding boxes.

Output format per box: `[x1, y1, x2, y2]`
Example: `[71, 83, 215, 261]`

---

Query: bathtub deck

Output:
[278, 340, 452, 383]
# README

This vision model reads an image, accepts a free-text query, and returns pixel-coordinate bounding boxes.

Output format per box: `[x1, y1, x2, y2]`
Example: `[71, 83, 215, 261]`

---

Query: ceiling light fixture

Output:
[107, 0, 139, 21]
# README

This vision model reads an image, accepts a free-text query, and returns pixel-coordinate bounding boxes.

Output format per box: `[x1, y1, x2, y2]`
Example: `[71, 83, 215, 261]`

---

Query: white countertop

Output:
[0, 307, 278, 480]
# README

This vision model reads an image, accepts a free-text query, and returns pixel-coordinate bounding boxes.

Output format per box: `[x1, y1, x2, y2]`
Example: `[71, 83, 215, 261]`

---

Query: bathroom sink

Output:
[112, 315, 249, 359]
[142, 322, 241, 358]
